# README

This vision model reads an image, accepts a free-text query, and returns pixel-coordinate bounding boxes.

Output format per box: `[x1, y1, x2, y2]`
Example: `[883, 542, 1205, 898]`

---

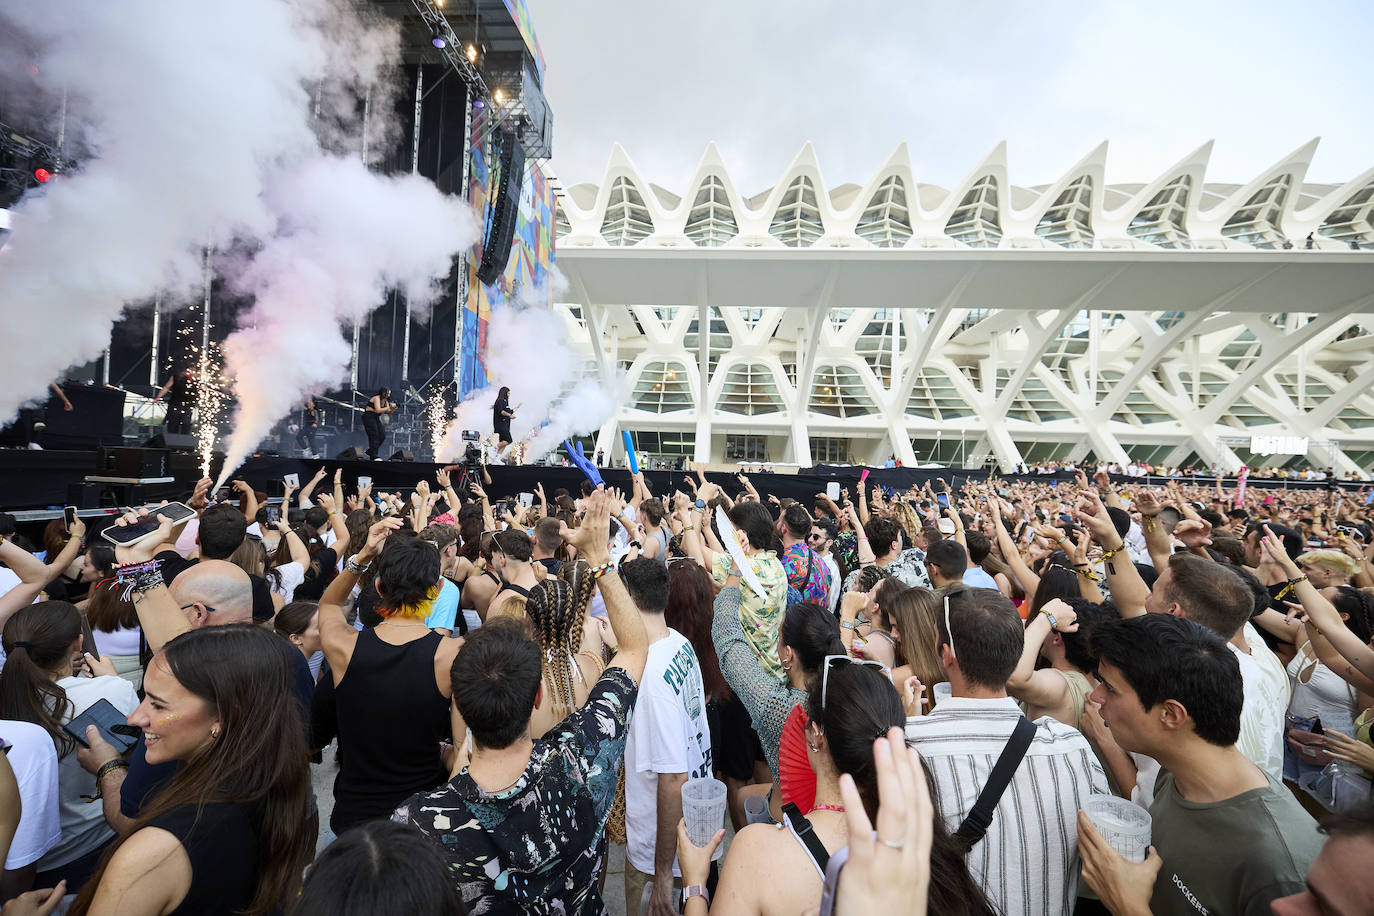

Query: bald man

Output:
[168, 560, 254, 631]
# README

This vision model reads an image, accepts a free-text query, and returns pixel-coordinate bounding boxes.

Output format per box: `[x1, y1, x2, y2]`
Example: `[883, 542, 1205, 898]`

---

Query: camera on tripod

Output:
[458, 430, 481, 468]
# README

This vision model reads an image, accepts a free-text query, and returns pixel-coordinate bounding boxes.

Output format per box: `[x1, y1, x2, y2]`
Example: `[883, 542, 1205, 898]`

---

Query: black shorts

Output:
[709, 694, 765, 782]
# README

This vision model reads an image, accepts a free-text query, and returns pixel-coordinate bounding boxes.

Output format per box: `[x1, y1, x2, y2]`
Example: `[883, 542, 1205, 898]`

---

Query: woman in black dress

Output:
[69, 625, 313, 916]
[493, 386, 514, 449]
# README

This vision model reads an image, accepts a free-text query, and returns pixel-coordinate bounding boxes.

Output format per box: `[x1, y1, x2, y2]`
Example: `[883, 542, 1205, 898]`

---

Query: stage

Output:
[0, 446, 1358, 517]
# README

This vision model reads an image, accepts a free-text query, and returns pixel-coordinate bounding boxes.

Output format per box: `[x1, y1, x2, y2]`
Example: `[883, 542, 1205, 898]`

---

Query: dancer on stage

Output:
[296, 397, 318, 457]
[362, 386, 397, 460]
[493, 386, 515, 451]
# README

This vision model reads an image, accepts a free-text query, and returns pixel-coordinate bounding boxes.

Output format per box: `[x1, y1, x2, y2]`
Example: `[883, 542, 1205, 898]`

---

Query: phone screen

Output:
[936, 492, 950, 509]
[64, 698, 139, 753]
[100, 502, 197, 545]
[64, 506, 78, 531]
[826, 482, 841, 501]
[265, 505, 279, 524]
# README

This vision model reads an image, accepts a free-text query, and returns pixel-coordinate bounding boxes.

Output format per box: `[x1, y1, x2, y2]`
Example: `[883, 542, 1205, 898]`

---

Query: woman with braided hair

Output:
[526, 559, 608, 738]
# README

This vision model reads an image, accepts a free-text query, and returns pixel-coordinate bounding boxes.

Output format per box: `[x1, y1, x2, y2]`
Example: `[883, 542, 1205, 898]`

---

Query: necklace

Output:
[378, 619, 429, 629]
[809, 803, 845, 813]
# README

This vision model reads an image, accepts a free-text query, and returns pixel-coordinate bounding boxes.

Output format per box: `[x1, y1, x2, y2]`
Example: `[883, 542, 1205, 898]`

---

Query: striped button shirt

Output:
[906, 697, 1109, 916]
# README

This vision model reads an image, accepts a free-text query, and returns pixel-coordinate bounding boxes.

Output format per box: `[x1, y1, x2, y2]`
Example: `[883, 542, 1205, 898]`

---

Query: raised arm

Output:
[298, 466, 327, 509]
[1263, 528, 1374, 683]
[1006, 599, 1079, 710]
[319, 517, 401, 684]
[106, 510, 194, 653]
[1132, 489, 1173, 570]
[711, 582, 794, 744]
[561, 490, 647, 683]
[231, 480, 258, 523]
[988, 499, 1040, 596]
[1077, 491, 1148, 617]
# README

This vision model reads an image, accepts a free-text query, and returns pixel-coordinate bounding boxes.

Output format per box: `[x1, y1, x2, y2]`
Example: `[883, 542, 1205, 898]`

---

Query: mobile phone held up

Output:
[100, 502, 197, 546]
[936, 492, 950, 510]
[64, 506, 78, 532]
[64, 698, 140, 753]
[826, 481, 841, 502]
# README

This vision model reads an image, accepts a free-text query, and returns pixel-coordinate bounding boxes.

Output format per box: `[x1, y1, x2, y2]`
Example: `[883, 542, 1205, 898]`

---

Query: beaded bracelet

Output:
[588, 561, 615, 579]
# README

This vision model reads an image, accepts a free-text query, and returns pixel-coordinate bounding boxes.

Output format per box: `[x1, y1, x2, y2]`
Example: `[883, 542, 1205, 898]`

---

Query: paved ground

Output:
[310, 745, 732, 916]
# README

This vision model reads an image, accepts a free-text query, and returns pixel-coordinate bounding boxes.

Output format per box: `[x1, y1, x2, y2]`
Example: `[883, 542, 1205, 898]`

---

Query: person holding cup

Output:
[1079, 613, 1322, 915]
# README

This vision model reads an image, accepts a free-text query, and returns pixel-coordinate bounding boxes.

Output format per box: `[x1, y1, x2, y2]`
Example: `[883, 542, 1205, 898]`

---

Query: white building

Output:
[551, 140, 1374, 475]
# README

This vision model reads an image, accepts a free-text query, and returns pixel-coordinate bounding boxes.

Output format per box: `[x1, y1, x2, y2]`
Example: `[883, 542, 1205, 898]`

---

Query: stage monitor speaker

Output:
[143, 429, 197, 451]
[476, 129, 525, 286]
[388, 450, 414, 462]
[112, 448, 169, 478]
[335, 446, 365, 460]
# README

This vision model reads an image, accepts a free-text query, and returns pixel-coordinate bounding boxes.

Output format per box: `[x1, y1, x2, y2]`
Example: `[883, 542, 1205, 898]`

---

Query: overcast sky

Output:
[523, 0, 1373, 196]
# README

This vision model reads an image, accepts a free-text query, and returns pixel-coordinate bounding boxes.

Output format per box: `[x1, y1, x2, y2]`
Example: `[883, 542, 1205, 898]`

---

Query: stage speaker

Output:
[112, 448, 169, 478]
[389, 450, 414, 462]
[335, 446, 366, 460]
[476, 129, 525, 286]
[143, 429, 197, 451]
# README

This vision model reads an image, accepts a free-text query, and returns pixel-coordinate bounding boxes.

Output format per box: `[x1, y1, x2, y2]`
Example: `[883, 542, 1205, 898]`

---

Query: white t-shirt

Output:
[40, 676, 141, 870]
[1231, 623, 1290, 783]
[625, 629, 713, 876]
[1, 719, 60, 870]
[92, 624, 143, 658]
[272, 561, 306, 603]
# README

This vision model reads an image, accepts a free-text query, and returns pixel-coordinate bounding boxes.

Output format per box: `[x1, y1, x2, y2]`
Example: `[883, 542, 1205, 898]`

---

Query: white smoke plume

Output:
[437, 266, 623, 464]
[215, 158, 476, 486]
[0, 1, 477, 478]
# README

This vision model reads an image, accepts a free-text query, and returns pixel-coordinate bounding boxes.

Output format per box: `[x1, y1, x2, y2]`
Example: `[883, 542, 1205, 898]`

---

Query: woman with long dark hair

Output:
[0, 602, 139, 890]
[68, 624, 313, 916]
[362, 387, 396, 461]
[706, 662, 995, 916]
[84, 577, 143, 690]
[492, 386, 514, 449]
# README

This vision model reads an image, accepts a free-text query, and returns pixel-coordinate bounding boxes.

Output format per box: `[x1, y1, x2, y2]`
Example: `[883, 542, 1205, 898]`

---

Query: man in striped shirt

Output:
[906, 587, 1109, 916]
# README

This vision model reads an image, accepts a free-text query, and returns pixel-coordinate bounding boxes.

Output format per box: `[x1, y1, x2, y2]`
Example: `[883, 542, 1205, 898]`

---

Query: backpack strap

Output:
[781, 802, 830, 877]
[954, 716, 1036, 851]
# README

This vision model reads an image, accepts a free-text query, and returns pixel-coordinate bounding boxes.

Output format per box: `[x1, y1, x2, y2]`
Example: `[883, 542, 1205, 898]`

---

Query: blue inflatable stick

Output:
[622, 430, 640, 475]
[564, 440, 604, 487]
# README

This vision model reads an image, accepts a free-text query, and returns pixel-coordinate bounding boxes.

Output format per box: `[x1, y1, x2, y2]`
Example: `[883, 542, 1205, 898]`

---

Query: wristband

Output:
[96, 759, 129, 782]
[682, 885, 710, 907]
[1275, 574, 1308, 599]
[345, 556, 372, 576]
[840, 620, 856, 630]
[587, 561, 615, 579]
[1099, 545, 1125, 562]
[1041, 609, 1059, 630]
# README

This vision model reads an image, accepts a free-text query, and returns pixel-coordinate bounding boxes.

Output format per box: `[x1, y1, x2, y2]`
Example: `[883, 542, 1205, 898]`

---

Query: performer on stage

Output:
[362, 387, 397, 460]
[493, 386, 515, 450]
[296, 397, 319, 457]
[154, 364, 196, 435]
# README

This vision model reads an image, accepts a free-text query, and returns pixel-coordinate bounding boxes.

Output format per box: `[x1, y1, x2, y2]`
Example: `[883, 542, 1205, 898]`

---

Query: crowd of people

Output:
[0, 461, 1373, 915]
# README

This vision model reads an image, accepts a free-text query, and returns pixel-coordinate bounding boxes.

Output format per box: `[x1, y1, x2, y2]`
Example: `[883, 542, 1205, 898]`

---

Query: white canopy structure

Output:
[549, 140, 1374, 473]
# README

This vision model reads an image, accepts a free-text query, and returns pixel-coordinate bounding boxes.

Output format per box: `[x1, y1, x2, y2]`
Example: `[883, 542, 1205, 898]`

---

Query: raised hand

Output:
[435, 468, 451, 489]
[358, 517, 403, 563]
[1174, 518, 1213, 550]
[559, 489, 612, 566]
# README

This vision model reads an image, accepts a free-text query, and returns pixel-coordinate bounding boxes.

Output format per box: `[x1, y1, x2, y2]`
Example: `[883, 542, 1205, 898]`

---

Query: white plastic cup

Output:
[681, 777, 728, 848]
[932, 681, 952, 706]
[1083, 794, 1152, 863]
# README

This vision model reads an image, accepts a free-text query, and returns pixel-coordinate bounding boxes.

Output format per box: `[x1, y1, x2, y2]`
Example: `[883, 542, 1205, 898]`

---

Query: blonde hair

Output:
[1297, 550, 1360, 579]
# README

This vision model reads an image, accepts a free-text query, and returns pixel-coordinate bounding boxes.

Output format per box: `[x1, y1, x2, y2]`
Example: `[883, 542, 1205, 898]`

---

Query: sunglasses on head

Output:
[820, 654, 886, 710]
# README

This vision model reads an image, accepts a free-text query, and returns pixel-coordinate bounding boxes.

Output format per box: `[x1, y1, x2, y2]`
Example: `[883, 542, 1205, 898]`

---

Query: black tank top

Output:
[331, 629, 450, 832]
[147, 803, 257, 915]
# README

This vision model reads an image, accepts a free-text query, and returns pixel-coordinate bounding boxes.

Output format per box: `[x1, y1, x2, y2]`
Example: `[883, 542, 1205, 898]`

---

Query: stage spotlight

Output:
[465, 43, 478, 62]
[431, 26, 446, 49]
[494, 88, 504, 104]
[472, 98, 485, 110]
[33, 167, 51, 183]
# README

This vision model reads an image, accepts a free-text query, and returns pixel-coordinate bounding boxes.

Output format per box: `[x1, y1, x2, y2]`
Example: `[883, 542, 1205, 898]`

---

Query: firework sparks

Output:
[194, 343, 226, 478]
[427, 387, 448, 461]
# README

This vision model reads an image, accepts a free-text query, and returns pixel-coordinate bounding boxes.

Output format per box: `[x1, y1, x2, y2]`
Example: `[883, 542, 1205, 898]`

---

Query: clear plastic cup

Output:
[681, 777, 728, 848]
[1083, 794, 1152, 863]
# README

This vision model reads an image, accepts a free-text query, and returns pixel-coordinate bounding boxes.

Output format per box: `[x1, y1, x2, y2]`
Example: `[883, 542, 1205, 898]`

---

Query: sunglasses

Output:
[820, 655, 886, 710]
